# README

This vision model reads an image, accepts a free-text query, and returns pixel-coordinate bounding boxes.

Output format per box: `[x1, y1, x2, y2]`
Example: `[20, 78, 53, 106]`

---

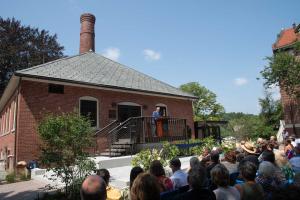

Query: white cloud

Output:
[143, 49, 161, 61]
[102, 47, 120, 61]
[234, 77, 248, 86]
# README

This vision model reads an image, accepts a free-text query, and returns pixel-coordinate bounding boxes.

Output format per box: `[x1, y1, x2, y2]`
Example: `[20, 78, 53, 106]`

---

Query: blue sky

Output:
[1, 0, 300, 114]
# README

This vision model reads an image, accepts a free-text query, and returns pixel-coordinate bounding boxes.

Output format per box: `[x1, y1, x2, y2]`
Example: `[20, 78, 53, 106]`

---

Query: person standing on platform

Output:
[151, 107, 161, 137]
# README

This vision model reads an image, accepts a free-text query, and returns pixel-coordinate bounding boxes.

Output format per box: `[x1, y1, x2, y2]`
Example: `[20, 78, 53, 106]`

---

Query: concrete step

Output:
[117, 138, 131, 143]
[105, 148, 126, 153]
[111, 144, 132, 149]
[100, 152, 122, 157]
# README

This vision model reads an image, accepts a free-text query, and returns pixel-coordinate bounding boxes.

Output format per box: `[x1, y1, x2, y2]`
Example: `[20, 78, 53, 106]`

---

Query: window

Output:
[11, 100, 16, 132]
[48, 84, 64, 94]
[5, 110, 9, 133]
[79, 97, 98, 127]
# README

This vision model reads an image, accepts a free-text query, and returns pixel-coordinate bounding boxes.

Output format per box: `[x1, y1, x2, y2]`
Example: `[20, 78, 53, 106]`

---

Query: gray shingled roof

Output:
[16, 52, 196, 99]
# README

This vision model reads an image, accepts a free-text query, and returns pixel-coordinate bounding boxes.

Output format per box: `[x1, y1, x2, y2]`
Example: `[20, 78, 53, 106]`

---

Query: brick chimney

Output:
[79, 13, 96, 54]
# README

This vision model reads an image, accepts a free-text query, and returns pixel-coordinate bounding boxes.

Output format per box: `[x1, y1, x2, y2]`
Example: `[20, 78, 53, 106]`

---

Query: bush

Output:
[38, 112, 96, 198]
[5, 173, 15, 183]
[190, 136, 217, 155]
[20, 174, 30, 181]
[131, 142, 179, 170]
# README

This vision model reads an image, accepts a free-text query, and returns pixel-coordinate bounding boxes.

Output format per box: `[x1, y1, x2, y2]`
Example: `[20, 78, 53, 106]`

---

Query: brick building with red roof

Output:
[273, 23, 300, 137]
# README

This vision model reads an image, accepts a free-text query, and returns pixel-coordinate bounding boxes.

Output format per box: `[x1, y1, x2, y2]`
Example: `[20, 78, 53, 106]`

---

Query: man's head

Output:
[156, 107, 160, 112]
[81, 175, 107, 200]
[261, 150, 275, 163]
[210, 151, 220, 163]
[169, 158, 181, 173]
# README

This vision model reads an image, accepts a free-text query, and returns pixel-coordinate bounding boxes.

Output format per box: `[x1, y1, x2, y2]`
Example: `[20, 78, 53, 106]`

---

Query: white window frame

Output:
[12, 101, 16, 132]
[79, 96, 99, 128]
[5, 109, 9, 134]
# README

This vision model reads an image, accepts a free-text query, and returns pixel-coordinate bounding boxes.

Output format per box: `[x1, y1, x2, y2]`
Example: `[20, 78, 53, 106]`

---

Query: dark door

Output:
[118, 105, 141, 122]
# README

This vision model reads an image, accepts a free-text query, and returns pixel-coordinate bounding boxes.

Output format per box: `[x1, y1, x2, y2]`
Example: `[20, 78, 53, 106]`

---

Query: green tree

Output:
[260, 43, 300, 134]
[180, 82, 225, 121]
[261, 51, 300, 97]
[258, 91, 283, 129]
[0, 17, 64, 95]
[38, 112, 96, 199]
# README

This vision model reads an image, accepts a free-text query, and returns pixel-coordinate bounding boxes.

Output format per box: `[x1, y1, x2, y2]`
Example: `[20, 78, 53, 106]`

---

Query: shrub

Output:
[20, 174, 30, 181]
[191, 136, 218, 155]
[38, 112, 96, 198]
[131, 142, 179, 170]
[5, 173, 15, 183]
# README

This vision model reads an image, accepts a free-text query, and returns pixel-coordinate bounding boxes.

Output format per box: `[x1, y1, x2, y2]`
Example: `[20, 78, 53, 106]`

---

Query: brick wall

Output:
[280, 86, 300, 136]
[0, 91, 18, 171]
[16, 80, 194, 162]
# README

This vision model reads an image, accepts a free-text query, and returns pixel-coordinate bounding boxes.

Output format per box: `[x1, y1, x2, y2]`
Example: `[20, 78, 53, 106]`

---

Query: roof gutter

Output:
[0, 75, 20, 112]
[14, 73, 198, 100]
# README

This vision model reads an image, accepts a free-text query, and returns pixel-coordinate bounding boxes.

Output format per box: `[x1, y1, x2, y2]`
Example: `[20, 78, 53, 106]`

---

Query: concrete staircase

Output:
[100, 139, 133, 157]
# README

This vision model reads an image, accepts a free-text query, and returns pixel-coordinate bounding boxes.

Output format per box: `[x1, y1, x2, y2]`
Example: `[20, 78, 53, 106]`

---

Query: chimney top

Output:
[80, 13, 96, 24]
[79, 13, 96, 54]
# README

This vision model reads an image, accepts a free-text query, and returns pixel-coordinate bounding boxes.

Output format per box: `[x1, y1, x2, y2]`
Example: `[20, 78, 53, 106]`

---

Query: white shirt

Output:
[170, 169, 188, 189]
[214, 186, 240, 200]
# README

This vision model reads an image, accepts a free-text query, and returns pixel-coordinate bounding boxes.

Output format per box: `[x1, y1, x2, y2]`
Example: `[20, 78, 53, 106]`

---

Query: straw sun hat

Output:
[241, 141, 257, 154]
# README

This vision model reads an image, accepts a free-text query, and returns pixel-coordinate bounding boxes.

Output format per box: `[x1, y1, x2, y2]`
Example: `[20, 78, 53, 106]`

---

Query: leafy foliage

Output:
[131, 142, 179, 170]
[0, 17, 64, 95]
[180, 82, 225, 121]
[5, 173, 15, 183]
[190, 136, 217, 155]
[38, 112, 96, 199]
[258, 91, 283, 128]
[261, 49, 300, 98]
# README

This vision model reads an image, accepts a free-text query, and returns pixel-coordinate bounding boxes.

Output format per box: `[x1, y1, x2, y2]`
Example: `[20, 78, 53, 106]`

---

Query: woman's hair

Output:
[258, 161, 275, 178]
[190, 157, 201, 169]
[150, 160, 165, 177]
[210, 164, 229, 187]
[239, 161, 257, 181]
[274, 150, 291, 168]
[97, 168, 110, 185]
[130, 173, 160, 200]
[130, 166, 144, 188]
[187, 165, 206, 190]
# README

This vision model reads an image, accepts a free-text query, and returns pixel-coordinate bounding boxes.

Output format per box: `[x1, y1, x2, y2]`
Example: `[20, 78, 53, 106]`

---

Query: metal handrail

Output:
[95, 120, 118, 136]
[98, 116, 188, 156]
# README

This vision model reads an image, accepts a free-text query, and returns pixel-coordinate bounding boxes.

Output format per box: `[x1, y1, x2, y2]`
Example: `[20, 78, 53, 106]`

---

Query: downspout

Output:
[13, 77, 21, 171]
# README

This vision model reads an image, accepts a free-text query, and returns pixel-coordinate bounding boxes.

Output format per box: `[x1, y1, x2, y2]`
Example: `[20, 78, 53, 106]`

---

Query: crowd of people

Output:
[80, 136, 300, 200]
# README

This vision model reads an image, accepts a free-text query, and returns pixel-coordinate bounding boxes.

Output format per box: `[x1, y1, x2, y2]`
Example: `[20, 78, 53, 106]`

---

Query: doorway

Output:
[117, 105, 142, 122]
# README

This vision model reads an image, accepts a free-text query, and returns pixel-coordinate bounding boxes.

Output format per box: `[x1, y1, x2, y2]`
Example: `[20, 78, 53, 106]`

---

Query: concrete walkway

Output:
[0, 179, 50, 200]
[0, 156, 193, 200]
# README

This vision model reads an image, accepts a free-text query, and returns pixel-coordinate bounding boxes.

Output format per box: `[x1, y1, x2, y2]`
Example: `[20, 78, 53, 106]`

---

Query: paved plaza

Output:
[0, 156, 192, 200]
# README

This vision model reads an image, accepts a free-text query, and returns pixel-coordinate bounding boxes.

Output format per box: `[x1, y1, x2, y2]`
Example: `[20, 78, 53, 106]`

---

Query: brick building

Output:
[273, 23, 300, 137]
[0, 13, 195, 171]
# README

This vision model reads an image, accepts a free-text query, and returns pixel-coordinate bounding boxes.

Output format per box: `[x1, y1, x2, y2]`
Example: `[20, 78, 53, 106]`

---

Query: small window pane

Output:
[48, 84, 64, 94]
[80, 100, 97, 127]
